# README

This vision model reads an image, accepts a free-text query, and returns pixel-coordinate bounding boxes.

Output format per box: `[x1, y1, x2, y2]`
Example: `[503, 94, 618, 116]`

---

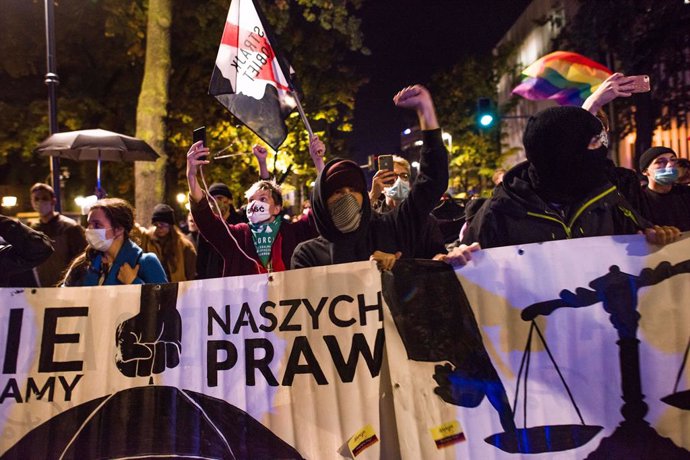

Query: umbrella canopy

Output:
[3, 385, 305, 459]
[34, 129, 158, 162]
[34, 129, 159, 189]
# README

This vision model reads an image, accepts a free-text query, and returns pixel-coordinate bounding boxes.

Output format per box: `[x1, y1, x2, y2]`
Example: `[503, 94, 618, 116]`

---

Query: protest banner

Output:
[1, 235, 689, 459]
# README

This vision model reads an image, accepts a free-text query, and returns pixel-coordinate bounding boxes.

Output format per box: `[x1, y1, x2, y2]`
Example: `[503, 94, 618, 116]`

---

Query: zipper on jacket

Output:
[526, 185, 617, 239]
[566, 186, 616, 229]
[617, 205, 640, 227]
[526, 211, 571, 238]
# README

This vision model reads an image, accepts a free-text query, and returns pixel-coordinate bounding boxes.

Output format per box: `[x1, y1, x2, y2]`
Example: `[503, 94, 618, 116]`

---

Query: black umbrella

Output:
[2, 385, 305, 459]
[35, 129, 159, 189]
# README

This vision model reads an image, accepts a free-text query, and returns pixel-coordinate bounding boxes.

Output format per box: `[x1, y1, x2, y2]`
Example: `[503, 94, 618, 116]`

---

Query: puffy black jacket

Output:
[0, 215, 54, 287]
[461, 162, 650, 249]
[292, 129, 448, 268]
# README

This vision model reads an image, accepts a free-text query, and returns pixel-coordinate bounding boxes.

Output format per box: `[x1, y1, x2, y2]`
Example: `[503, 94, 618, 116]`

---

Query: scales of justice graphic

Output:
[485, 259, 690, 458]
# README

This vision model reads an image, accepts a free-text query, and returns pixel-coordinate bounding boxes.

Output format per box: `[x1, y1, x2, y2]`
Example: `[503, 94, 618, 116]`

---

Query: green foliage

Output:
[430, 43, 519, 196]
[166, 0, 368, 209]
[0, 0, 145, 209]
[0, 0, 367, 213]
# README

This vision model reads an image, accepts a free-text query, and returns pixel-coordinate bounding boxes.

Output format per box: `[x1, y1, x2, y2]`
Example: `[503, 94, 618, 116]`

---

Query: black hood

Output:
[496, 161, 616, 217]
[523, 106, 609, 204]
[311, 157, 371, 243]
[493, 162, 548, 216]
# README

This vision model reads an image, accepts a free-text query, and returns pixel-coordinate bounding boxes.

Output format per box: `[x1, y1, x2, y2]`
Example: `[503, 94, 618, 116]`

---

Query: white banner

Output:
[0, 261, 385, 459]
[386, 234, 690, 459]
[1, 235, 689, 459]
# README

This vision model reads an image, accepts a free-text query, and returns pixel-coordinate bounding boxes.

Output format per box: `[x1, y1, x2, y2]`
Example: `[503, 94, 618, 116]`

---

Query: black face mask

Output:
[529, 145, 610, 205]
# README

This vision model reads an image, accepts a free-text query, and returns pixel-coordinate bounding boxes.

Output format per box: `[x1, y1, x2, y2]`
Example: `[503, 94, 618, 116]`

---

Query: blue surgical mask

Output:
[654, 167, 679, 185]
[385, 178, 410, 202]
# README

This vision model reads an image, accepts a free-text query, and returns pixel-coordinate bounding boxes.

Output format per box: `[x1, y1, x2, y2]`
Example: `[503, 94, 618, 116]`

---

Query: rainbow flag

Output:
[512, 51, 612, 106]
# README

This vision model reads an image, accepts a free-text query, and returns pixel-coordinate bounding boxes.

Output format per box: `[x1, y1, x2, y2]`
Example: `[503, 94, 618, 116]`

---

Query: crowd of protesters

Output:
[1, 79, 688, 288]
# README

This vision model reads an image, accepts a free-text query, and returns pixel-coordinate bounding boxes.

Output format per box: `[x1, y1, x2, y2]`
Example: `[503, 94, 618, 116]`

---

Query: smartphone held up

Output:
[629, 75, 650, 93]
[378, 154, 393, 172]
[193, 126, 207, 161]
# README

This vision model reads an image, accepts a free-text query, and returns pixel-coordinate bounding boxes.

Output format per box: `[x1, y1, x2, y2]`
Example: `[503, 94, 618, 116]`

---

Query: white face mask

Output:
[247, 200, 272, 225]
[85, 228, 114, 252]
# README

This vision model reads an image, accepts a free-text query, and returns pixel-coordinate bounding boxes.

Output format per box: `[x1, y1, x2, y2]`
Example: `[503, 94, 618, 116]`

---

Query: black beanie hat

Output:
[323, 160, 367, 198]
[208, 182, 233, 200]
[523, 106, 603, 169]
[151, 203, 175, 225]
[638, 146, 676, 172]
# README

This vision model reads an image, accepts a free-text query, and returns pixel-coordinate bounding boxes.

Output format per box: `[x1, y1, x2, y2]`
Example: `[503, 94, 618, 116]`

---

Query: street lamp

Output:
[75, 195, 98, 215]
[1, 196, 18, 208]
[44, 0, 61, 211]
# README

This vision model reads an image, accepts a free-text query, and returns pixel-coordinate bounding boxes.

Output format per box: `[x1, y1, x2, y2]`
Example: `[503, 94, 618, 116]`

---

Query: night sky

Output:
[350, 0, 532, 161]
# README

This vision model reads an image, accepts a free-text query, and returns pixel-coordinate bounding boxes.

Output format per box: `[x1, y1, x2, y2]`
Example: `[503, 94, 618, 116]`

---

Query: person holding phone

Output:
[369, 153, 447, 260]
[461, 106, 680, 249]
[369, 155, 411, 212]
[291, 84, 451, 269]
[186, 135, 325, 277]
[581, 72, 652, 211]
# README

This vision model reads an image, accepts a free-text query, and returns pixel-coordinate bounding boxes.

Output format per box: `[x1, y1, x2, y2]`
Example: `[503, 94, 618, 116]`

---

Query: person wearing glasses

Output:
[368, 154, 447, 259]
[292, 85, 468, 271]
[638, 146, 690, 231]
[369, 155, 413, 214]
[461, 107, 680, 248]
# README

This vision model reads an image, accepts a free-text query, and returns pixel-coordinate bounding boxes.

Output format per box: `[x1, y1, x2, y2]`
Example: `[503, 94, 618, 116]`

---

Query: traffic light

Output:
[476, 97, 496, 128]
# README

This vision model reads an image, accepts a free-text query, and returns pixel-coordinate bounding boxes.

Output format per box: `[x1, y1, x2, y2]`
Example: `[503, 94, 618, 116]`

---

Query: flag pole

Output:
[292, 91, 313, 139]
[251, 1, 314, 139]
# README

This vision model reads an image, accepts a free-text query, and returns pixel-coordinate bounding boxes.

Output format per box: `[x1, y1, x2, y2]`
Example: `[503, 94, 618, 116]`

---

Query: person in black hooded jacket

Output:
[291, 85, 449, 269]
[461, 106, 680, 249]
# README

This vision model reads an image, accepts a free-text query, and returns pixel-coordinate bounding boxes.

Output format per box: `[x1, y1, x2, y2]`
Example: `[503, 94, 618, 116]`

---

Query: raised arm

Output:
[253, 144, 271, 180]
[393, 85, 448, 219]
[186, 140, 210, 203]
[393, 85, 439, 130]
[308, 134, 326, 174]
[582, 73, 635, 114]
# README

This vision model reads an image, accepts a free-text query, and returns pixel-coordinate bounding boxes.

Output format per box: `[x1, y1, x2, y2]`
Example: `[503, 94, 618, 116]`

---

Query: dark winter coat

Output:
[638, 185, 690, 231]
[291, 129, 448, 268]
[0, 215, 53, 287]
[461, 161, 651, 249]
[192, 197, 317, 276]
[373, 194, 447, 258]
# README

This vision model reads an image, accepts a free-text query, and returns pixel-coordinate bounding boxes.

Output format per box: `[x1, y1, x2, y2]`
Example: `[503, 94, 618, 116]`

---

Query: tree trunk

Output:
[134, 0, 171, 226]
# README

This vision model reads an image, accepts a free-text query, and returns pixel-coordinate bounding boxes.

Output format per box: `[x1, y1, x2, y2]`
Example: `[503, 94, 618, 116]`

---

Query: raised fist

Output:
[252, 144, 269, 162]
[116, 283, 181, 378]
